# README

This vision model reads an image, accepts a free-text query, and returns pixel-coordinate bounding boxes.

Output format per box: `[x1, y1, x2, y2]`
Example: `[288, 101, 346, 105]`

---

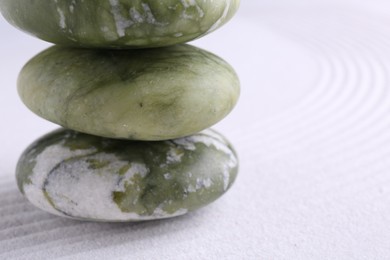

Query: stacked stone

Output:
[1, 0, 240, 221]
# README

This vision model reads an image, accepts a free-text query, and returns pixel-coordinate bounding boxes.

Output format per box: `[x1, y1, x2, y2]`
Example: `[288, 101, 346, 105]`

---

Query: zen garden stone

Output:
[0, 0, 240, 48]
[3, 0, 241, 222]
[18, 44, 240, 140]
[16, 128, 238, 221]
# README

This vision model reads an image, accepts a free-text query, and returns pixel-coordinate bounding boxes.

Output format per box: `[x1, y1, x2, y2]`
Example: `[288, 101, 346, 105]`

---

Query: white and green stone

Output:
[0, 0, 240, 48]
[18, 44, 240, 140]
[16, 128, 238, 222]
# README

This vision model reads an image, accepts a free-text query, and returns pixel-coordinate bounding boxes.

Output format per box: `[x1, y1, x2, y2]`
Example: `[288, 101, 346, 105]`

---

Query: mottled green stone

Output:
[18, 44, 240, 140]
[0, 0, 240, 48]
[16, 128, 239, 222]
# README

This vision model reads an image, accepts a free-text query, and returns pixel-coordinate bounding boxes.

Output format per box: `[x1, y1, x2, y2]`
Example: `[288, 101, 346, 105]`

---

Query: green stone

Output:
[18, 44, 240, 140]
[16, 128, 239, 222]
[0, 0, 240, 48]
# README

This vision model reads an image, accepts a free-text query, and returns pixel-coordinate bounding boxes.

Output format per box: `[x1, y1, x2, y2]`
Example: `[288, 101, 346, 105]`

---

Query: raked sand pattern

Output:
[3, 1, 390, 259]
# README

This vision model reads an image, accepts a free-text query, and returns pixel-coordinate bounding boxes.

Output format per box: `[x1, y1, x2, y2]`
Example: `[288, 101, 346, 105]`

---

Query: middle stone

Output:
[18, 44, 240, 140]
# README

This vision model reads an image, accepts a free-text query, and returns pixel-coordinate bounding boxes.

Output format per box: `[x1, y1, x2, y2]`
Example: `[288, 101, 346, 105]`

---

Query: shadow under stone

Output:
[0, 181, 212, 259]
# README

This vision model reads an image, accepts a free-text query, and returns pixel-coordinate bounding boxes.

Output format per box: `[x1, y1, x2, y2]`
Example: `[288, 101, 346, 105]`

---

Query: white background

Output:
[1, 1, 390, 259]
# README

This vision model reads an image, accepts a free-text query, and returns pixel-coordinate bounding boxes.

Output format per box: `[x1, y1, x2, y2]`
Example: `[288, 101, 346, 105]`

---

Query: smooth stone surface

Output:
[16, 128, 239, 222]
[0, 0, 240, 48]
[18, 44, 240, 140]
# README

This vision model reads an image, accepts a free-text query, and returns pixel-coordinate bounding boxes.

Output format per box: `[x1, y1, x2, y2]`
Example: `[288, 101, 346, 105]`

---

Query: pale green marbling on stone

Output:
[18, 44, 240, 140]
[16, 128, 239, 222]
[0, 0, 240, 48]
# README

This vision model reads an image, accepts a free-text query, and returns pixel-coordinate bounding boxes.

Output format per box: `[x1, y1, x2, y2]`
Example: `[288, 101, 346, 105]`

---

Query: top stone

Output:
[0, 0, 240, 48]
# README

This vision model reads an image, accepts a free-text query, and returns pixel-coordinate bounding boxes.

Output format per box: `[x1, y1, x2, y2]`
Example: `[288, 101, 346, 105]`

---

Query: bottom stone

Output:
[16, 128, 239, 222]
